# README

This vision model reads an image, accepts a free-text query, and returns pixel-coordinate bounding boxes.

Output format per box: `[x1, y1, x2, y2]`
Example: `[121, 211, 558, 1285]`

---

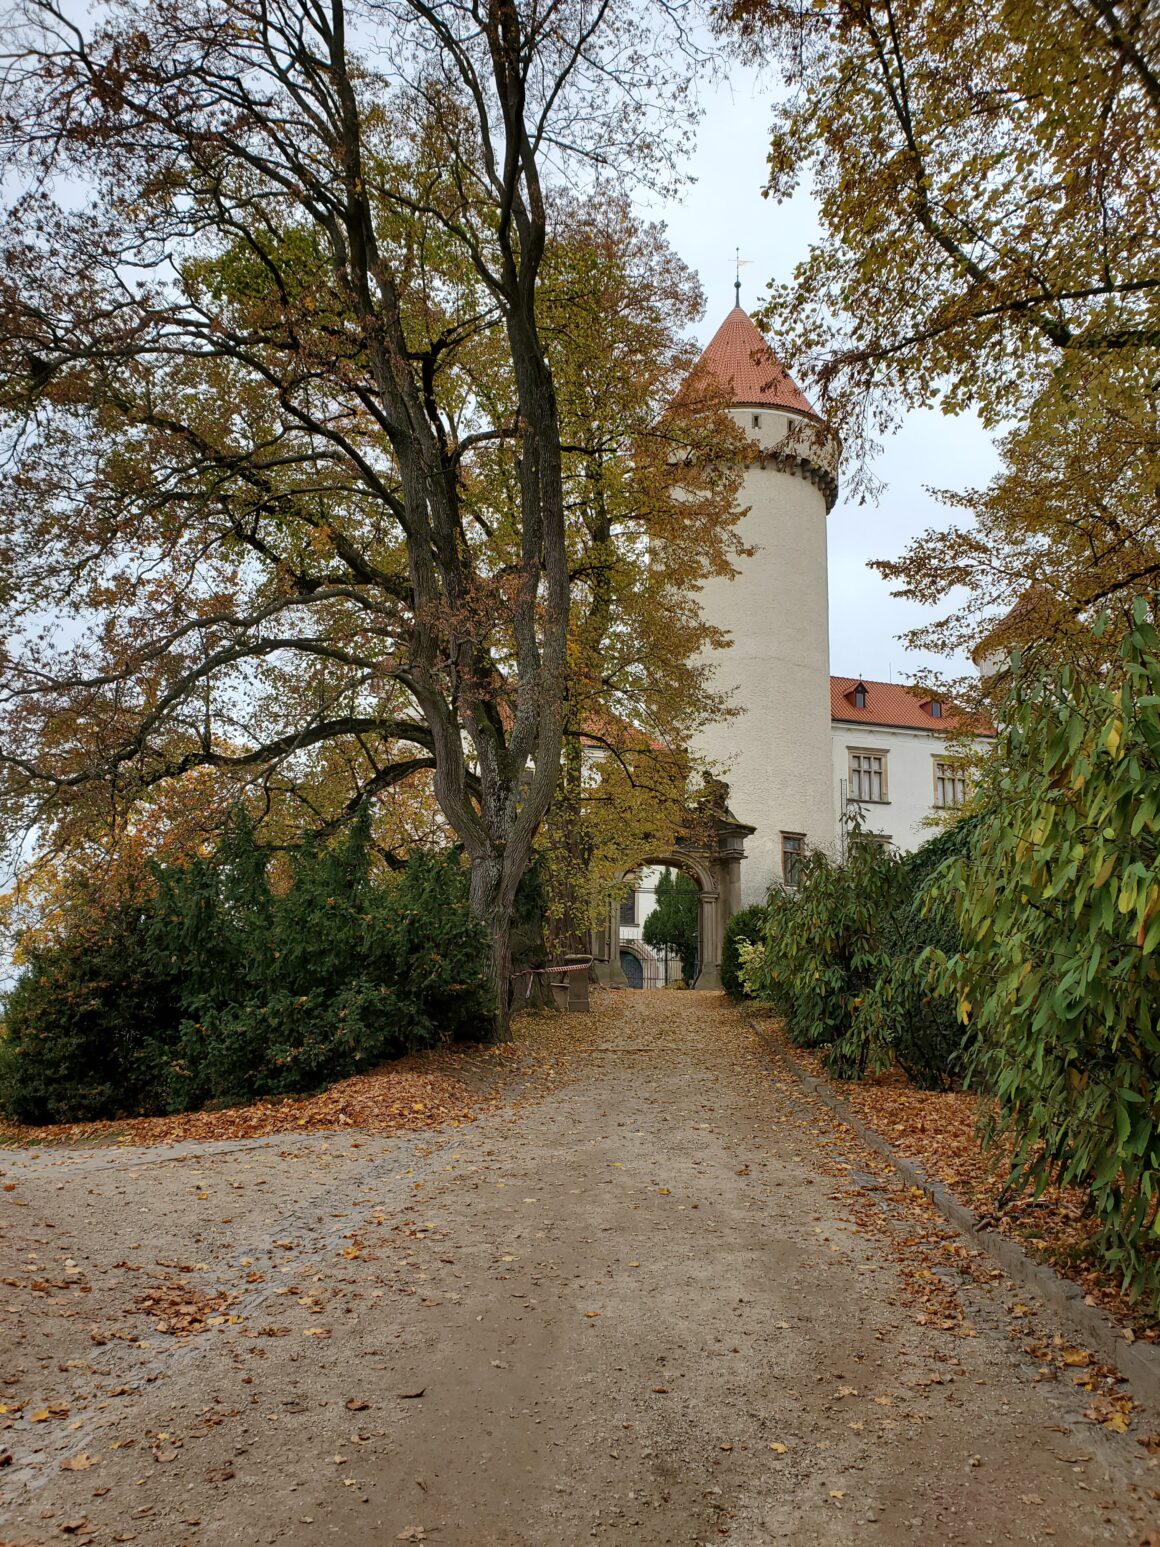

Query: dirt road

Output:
[1, 992, 1157, 1546]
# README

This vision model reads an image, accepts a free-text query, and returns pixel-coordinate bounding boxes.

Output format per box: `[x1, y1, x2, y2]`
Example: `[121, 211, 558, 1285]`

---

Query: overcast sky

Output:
[651, 64, 1000, 687]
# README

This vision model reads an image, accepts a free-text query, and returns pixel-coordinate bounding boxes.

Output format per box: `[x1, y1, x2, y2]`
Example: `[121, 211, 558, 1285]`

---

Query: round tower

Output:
[691, 304, 839, 905]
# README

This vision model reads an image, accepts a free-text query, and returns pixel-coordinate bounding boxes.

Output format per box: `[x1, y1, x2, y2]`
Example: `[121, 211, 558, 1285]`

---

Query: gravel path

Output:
[1, 991, 1157, 1546]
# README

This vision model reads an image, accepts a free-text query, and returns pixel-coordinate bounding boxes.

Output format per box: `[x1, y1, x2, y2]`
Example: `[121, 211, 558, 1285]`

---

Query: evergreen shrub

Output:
[0, 809, 489, 1124]
[642, 867, 699, 983]
[0, 883, 178, 1124]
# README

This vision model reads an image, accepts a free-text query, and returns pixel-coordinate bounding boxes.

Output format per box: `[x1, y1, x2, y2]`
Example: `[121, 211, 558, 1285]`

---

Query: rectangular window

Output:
[619, 891, 636, 928]
[849, 749, 888, 803]
[934, 758, 968, 808]
[781, 832, 805, 888]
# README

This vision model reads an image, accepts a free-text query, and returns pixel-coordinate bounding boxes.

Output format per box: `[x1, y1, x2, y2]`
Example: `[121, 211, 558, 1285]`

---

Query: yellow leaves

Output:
[1092, 854, 1116, 889]
[1104, 718, 1124, 759]
[60, 1453, 99, 1471]
[768, 1441, 788, 1454]
[1084, 1394, 1135, 1432]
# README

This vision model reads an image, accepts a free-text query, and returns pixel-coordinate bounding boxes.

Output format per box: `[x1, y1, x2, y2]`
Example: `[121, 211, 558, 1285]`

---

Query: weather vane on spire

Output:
[734, 247, 752, 308]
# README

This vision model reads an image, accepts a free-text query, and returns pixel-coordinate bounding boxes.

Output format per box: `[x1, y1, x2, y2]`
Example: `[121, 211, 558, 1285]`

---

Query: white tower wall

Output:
[694, 406, 836, 905]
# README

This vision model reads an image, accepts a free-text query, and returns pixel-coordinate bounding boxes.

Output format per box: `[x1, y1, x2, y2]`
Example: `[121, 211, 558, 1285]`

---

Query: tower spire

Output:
[734, 246, 741, 308]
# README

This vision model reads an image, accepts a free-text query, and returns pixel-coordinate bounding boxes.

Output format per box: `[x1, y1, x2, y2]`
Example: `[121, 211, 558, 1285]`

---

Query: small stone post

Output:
[564, 954, 592, 1012]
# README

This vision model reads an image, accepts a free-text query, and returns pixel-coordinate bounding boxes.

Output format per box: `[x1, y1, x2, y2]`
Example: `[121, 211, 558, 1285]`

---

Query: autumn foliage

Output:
[723, 0, 1159, 675]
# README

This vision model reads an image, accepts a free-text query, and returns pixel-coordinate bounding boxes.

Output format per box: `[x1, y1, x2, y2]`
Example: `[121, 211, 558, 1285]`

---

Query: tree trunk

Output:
[470, 852, 518, 1044]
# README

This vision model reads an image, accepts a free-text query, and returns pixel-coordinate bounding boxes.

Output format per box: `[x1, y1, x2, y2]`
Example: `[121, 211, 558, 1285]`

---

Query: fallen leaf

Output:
[60, 1454, 98, 1471]
[345, 1399, 370, 1412]
[397, 1388, 425, 1400]
[768, 1442, 788, 1454]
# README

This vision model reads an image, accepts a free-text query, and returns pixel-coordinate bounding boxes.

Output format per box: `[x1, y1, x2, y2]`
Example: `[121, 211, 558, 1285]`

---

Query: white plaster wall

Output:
[692, 407, 835, 905]
[830, 724, 991, 852]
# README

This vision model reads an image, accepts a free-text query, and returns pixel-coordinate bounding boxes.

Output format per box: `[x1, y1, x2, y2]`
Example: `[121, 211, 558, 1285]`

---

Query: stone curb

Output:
[752, 1020, 1160, 1417]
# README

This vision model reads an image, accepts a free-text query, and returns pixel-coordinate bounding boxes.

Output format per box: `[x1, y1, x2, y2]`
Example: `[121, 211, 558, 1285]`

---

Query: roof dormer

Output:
[848, 680, 869, 710]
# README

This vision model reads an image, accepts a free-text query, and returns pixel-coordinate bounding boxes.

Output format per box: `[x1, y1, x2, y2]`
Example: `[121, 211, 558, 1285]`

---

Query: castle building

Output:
[608, 306, 993, 985]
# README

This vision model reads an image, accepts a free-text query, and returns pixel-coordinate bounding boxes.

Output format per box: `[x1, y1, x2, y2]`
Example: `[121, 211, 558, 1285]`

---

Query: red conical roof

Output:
[696, 306, 820, 418]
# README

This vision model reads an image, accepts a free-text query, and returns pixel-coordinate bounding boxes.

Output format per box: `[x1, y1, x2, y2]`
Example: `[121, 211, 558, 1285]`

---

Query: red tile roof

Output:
[830, 676, 991, 734]
[694, 307, 820, 418]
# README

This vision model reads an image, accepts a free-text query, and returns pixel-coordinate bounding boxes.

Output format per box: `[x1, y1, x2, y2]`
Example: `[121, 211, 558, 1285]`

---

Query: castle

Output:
[603, 302, 992, 989]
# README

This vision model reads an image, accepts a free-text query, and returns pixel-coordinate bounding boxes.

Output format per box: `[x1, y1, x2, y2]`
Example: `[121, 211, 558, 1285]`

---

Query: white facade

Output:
[693, 404, 838, 906]
[831, 720, 990, 854]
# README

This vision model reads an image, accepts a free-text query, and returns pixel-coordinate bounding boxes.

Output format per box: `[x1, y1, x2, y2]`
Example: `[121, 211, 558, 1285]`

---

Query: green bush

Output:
[0, 809, 489, 1124]
[0, 883, 180, 1124]
[721, 903, 767, 998]
[740, 816, 971, 1087]
[941, 606, 1160, 1308]
[830, 820, 976, 1089]
[743, 819, 904, 1047]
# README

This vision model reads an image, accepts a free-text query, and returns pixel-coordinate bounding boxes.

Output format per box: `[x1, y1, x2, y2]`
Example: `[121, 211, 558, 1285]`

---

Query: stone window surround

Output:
[848, 746, 890, 803]
[933, 755, 969, 809]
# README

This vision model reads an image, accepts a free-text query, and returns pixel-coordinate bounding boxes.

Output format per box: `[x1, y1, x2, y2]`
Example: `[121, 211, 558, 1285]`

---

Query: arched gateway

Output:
[589, 789, 755, 991]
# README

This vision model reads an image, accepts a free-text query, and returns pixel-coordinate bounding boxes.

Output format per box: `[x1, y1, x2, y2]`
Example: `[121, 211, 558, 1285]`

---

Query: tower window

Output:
[751, 413, 761, 429]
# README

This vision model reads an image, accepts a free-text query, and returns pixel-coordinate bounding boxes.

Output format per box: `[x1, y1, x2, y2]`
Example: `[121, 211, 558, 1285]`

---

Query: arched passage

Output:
[592, 792, 754, 988]
[612, 854, 715, 989]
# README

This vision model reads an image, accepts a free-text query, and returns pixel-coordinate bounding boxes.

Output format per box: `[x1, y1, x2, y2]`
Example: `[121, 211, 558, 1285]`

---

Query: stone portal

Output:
[590, 788, 754, 991]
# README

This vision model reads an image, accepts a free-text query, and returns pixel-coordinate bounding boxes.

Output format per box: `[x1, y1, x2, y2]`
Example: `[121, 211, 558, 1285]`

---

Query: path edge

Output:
[751, 1017, 1160, 1415]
